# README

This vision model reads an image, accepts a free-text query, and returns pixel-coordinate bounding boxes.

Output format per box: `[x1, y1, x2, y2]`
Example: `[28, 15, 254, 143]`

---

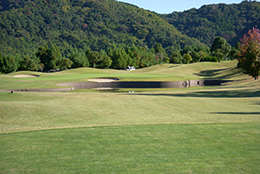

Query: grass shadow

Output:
[194, 68, 229, 77]
[131, 89, 260, 98]
[194, 67, 242, 80]
[211, 112, 260, 115]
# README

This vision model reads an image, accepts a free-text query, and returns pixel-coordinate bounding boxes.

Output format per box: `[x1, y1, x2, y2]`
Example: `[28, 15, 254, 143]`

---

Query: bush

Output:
[0, 53, 20, 73]
[19, 56, 37, 71]
[201, 56, 218, 62]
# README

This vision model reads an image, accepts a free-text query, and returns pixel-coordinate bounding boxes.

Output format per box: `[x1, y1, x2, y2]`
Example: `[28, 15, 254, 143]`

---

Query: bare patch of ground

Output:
[13, 75, 39, 78]
[88, 78, 119, 83]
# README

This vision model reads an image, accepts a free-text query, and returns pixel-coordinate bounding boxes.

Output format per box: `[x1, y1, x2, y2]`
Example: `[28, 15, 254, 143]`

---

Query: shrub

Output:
[201, 56, 218, 62]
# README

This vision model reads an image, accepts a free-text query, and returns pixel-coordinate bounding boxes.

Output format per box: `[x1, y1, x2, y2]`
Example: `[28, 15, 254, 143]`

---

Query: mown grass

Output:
[0, 61, 260, 173]
[1, 123, 260, 173]
[0, 81, 259, 133]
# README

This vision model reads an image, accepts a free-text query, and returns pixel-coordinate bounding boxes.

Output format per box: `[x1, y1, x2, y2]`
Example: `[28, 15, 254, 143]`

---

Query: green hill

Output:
[0, 0, 204, 57]
[161, 1, 260, 46]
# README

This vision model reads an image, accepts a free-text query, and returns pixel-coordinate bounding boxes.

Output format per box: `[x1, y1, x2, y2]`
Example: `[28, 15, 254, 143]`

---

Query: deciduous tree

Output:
[58, 58, 73, 70]
[36, 44, 62, 70]
[155, 43, 169, 63]
[170, 51, 183, 64]
[238, 27, 260, 79]
[210, 37, 231, 61]
[19, 56, 37, 71]
[99, 50, 112, 68]
[86, 48, 100, 68]
[0, 53, 20, 73]
[183, 53, 192, 64]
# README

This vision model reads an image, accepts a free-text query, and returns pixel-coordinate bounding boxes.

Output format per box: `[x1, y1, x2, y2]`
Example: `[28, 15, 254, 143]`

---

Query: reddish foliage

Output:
[238, 27, 260, 79]
[155, 54, 159, 61]
[83, 24, 88, 29]
[239, 27, 260, 56]
[55, 20, 59, 23]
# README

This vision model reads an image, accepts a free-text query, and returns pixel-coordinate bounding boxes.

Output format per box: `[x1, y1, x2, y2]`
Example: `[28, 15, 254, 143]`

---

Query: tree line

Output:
[1, 36, 240, 74]
[1, 28, 259, 80]
[161, 1, 260, 46]
[0, 0, 203, 58]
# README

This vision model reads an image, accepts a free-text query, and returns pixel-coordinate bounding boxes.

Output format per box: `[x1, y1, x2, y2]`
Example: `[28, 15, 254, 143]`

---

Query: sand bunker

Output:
[14, 75, 39, 78]
[88, 78, 119, 83]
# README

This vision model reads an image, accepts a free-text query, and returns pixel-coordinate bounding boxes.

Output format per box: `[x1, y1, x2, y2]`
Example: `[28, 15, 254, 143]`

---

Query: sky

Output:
[117, 0, 245, 14]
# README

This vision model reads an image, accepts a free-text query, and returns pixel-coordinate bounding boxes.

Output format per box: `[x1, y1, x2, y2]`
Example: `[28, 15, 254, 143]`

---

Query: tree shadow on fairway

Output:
[211, 112, 260, 115]
[194, 67, 242, 80]
[194, 68, 229, 77]
[132, 89, 260, 98]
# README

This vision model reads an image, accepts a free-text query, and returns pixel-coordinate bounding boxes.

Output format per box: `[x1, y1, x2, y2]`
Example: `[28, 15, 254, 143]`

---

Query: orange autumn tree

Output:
[238, 27, 260, 80]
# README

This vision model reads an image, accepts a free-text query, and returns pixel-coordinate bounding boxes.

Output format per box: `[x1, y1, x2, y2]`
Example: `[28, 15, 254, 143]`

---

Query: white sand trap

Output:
[88, 78, 119, 83]
[94, 87, 115, 90]
[14, 75, 39, 78]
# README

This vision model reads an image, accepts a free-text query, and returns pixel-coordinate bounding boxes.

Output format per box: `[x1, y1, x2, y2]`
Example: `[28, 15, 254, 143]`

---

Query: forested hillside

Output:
[0, 0, 203, 57]
[161, 1, 260, 46]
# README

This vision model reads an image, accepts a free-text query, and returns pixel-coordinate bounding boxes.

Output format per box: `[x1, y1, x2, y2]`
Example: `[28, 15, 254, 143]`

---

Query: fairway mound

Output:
[88, 78, 119, 83]
[14, 74, 39, 78]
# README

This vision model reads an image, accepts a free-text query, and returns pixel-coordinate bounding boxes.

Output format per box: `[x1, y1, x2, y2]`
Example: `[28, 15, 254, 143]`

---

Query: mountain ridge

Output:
[0, 0, 204, 57]
[0, 0, 259, 58]
[161, 1, 260, 46]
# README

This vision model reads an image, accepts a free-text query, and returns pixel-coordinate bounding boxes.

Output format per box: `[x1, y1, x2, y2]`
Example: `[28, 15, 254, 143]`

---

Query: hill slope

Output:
[0, 60, 252, 90]
[0, 0, 204, 57]
[161, 1, 260, 46]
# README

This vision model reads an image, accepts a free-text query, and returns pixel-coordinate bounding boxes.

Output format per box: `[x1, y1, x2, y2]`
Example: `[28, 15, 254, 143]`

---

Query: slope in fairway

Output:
[0, 61, 251, 90]
[0, 83, 260, 133]
[0, 61, 260, 173]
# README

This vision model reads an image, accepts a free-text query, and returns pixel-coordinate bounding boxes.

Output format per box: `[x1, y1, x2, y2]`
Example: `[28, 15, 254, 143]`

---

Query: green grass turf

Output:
[1, 123, 260, 173]
[0, 61, 260, 173]
[0, 80, 259, 133]
[0, 61, 251, 90]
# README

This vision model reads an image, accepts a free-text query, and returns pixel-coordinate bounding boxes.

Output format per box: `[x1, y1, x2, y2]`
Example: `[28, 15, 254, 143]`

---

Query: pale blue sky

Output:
[117, 0, 245, 13]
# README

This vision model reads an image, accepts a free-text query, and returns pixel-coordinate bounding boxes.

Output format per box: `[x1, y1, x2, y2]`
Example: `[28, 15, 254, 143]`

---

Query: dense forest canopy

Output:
[0, 0, 259, 73]
[0, 0, 204, 57]
[161, 0, 260, 46]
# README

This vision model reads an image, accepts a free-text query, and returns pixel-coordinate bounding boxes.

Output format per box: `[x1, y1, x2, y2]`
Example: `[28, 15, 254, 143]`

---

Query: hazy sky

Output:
[117, 0, 245, 13]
